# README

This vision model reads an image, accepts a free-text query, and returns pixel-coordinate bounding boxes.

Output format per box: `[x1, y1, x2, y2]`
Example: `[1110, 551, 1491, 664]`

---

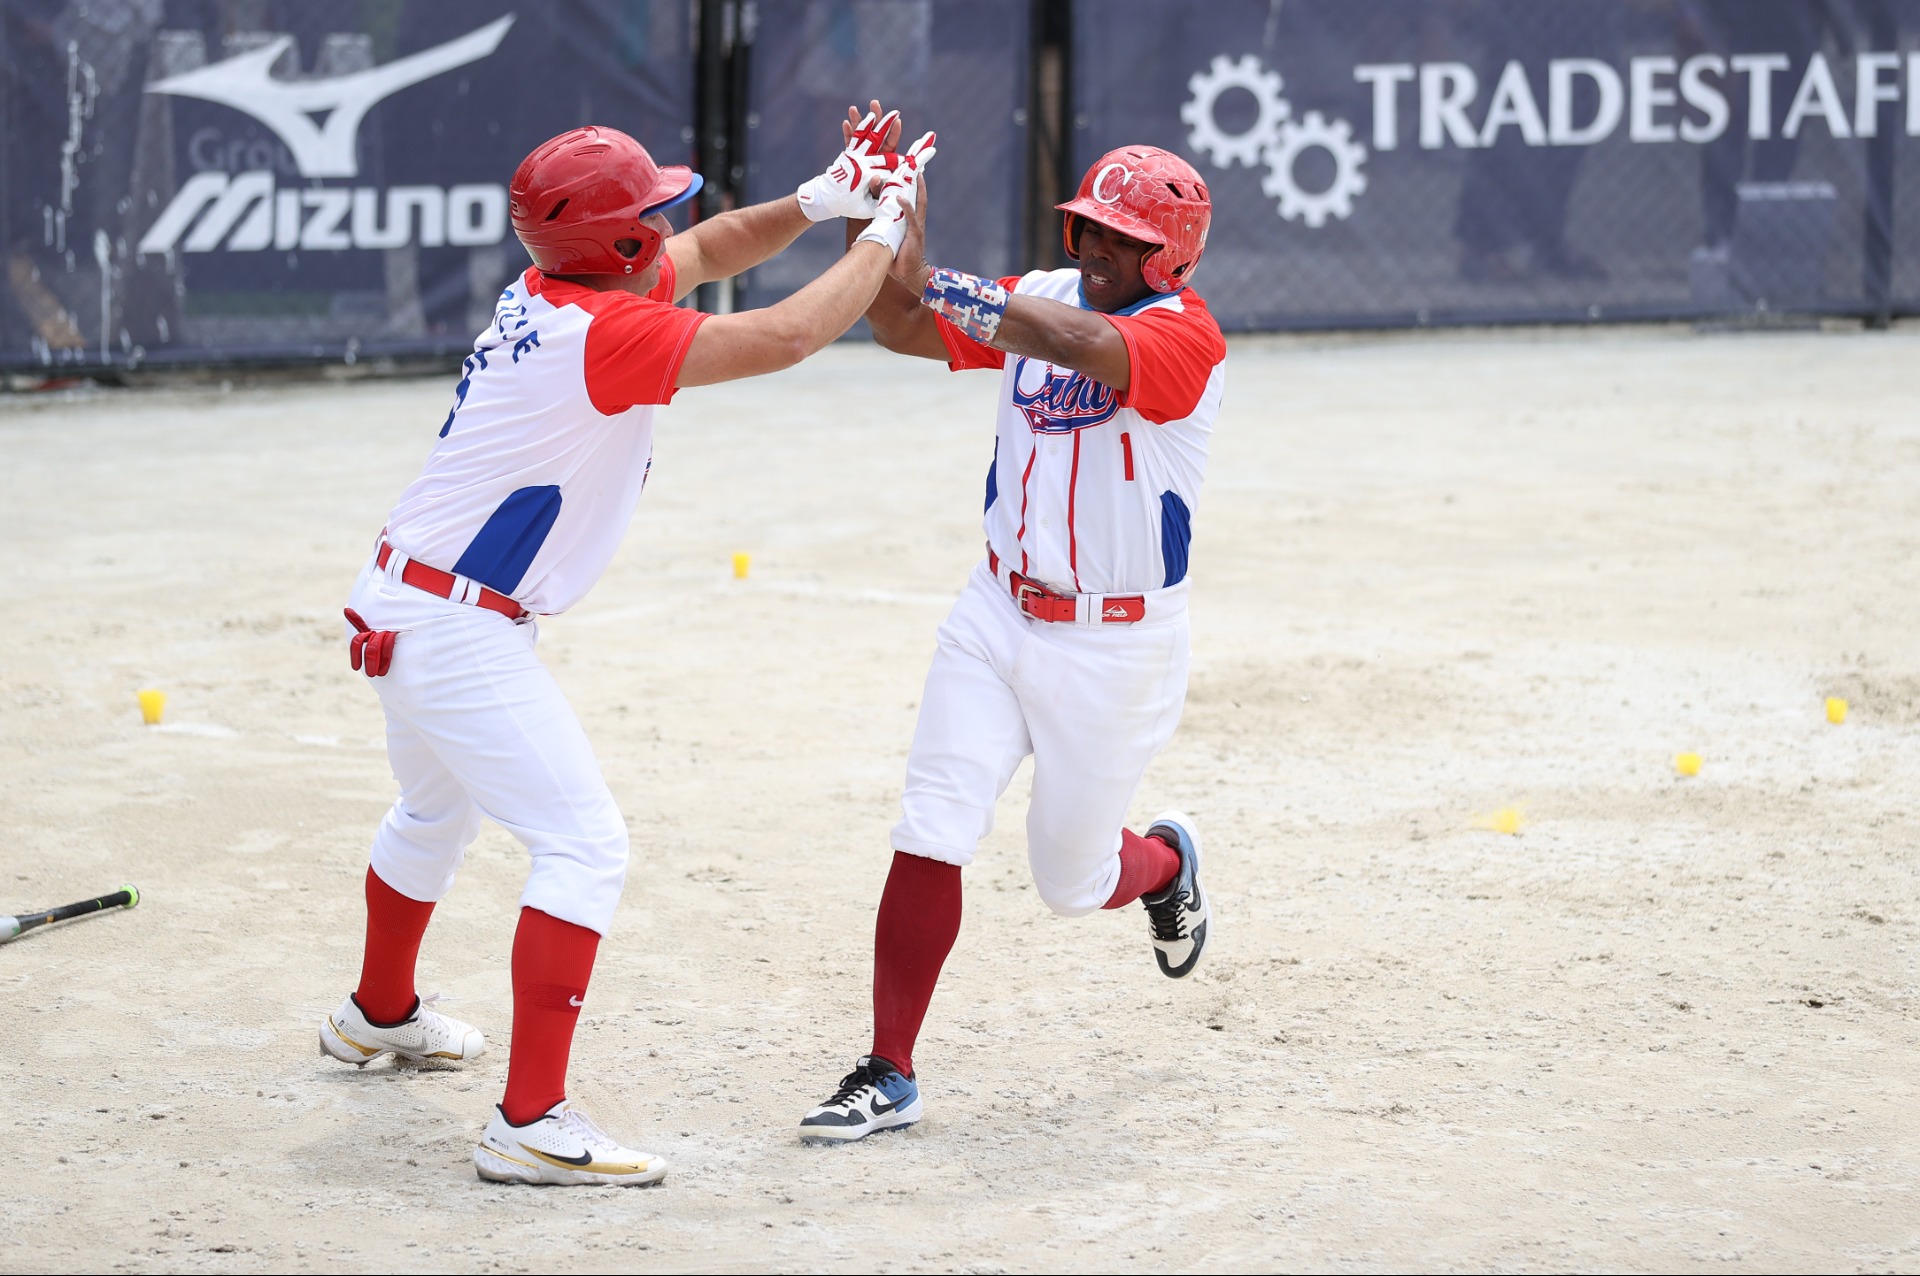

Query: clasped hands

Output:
[796, 100, 937, 258]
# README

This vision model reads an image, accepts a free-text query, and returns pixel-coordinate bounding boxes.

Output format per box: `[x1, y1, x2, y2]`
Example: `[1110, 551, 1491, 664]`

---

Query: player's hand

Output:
[889, 154, 935, 291]
[840, 99, 903, 153]
[796, 102, 904, 222]
[854, 131, 936, 258]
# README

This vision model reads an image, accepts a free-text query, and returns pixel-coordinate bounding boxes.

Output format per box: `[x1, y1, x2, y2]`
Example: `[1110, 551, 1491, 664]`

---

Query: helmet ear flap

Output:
[1061, 212, 1084, 261]
[1138, 243, 1169, 293]
[614, 221, 664, 275]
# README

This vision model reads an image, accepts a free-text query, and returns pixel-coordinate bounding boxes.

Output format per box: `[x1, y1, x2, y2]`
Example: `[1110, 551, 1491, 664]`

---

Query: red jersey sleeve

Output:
[933, 275, 1025, 371]
[1102, 292, 1227, 424]
[579, 268, 708, 414]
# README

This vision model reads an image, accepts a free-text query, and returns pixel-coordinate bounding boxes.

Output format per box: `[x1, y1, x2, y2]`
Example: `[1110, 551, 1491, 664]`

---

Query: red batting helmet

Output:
[1057, 146, 1211, 293]
[510, 126, 702, 277]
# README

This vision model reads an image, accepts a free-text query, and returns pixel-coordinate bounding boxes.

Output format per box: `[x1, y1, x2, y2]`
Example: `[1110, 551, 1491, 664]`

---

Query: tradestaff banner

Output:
[0, 1, 693, 370]
[1073, 0, 1920, 329]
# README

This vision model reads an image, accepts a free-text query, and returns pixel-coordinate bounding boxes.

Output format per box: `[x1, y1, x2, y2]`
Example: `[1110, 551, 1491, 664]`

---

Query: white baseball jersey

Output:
[383, 259, 707, 616]
[935, 268, 1227, 597]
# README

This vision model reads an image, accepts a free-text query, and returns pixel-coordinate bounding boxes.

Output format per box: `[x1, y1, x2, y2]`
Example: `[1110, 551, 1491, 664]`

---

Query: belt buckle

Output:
[1012, 574, 1073, 623]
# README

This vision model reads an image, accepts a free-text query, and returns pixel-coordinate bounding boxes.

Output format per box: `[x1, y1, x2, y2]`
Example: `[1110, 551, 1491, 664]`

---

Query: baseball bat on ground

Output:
[1, 885, 139, 943]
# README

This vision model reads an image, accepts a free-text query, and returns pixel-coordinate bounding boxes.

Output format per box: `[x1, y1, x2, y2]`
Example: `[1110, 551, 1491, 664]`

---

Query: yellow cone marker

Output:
[1472, 806, 1525, 835]
[1674, 752, 1702, 777]
[732, 551, 751, 580]
[1826, 697, 1848, 725]
[137, 688, 167, 726]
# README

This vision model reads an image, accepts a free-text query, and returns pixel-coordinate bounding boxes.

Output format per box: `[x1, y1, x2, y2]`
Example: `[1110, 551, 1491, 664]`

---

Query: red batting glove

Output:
[344, 608, 397, 678]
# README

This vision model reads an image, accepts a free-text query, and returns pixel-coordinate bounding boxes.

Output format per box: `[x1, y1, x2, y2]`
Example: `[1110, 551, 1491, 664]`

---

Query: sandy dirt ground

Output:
[3, 325, 1918, 1272]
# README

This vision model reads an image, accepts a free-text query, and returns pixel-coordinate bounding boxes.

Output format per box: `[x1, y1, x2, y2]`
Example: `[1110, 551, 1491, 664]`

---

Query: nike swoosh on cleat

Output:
[523, 1145, 656, 1175]
[524, 1143, 593, 1167]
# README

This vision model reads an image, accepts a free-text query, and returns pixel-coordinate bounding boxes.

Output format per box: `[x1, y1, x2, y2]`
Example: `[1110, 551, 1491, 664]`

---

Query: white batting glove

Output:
[854, 196, 911, 253]
[881, 131, 936, 212]
[795, 108, 901, 222]
[853, 132, 937, 254]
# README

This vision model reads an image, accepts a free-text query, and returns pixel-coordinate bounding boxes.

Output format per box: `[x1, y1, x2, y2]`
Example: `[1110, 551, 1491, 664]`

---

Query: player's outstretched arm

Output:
[981, 293, 1133, 393]
[675, 239, 891, 386]
[662, 198, 814, 303]
[893, 264, 1133, 390]
[864, 176, 1133, 390]
[664, 104, 906, 302]
[676, 156, 932, 388]
[854, 169, 954, 361]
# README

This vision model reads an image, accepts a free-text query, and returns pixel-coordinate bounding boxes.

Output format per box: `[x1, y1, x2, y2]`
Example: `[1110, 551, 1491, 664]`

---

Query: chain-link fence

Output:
[730, 0, 1029, 313]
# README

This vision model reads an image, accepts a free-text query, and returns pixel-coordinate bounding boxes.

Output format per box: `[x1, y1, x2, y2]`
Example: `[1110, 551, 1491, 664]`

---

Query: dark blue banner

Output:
[1074, 0, 1920, 329]
[1, 2, 692, 369]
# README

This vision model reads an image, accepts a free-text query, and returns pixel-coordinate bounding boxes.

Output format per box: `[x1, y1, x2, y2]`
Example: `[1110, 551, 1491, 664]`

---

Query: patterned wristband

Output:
[921, 268, 1009, 345]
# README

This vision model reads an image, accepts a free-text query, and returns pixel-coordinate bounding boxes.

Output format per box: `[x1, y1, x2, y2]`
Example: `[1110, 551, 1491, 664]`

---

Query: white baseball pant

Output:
[343, 556, 628, 936]
[891, 560, 1190, 916]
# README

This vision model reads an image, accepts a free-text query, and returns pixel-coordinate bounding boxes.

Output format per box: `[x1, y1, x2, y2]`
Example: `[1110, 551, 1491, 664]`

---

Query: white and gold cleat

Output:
[318, 993, 485, 1066]
[473, 1101, 668, 1187]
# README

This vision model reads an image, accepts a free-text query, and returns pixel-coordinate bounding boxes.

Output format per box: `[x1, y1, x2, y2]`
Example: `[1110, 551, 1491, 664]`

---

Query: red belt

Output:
[988, 550, 1144, 625]
[377, 540, 527, 621]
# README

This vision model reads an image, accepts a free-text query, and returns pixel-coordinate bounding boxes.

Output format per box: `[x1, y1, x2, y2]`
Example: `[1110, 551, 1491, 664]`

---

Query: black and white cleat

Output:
[1140, 811, 1210, 978]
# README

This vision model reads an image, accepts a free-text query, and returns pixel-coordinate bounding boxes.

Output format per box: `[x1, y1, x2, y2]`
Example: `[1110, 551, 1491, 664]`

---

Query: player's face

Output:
[1076, 219, 1156, 313]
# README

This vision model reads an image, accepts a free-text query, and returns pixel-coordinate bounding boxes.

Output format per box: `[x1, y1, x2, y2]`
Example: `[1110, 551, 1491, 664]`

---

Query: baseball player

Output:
[799, 144, 1226, 1142]
[316, 115, 935, 1186]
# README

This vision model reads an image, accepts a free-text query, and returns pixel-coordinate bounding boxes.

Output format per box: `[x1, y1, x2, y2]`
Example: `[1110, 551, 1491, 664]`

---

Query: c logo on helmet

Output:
[1091, 163, 1135, 204]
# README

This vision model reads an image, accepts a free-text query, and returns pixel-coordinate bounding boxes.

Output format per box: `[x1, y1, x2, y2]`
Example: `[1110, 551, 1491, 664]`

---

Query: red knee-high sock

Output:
[870, 851, 962, 1078]
[355, 867, 436, 1025]
[502, 907, 600, 1126]
[1102, 828, 1182, 910]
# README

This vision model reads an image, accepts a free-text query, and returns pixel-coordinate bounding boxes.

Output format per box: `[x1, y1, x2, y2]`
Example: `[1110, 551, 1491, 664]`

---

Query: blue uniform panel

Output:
[1159, 490, 1191, 587]
[454, 484, 563, 595]
[984, 454, 999, 512]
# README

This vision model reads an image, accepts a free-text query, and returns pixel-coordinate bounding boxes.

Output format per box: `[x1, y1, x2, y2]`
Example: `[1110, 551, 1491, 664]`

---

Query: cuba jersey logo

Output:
[1011, 357, 1120, 434]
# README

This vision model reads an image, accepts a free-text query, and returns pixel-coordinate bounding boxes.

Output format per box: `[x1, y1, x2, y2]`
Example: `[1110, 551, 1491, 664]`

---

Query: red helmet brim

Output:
[1055, 197, 1171, 253]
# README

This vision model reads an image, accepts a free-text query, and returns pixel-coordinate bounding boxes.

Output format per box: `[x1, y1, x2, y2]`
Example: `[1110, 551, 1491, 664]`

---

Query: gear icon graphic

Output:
[1181, 53, 1289, 169]
[1260, 111, 1368, 228]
